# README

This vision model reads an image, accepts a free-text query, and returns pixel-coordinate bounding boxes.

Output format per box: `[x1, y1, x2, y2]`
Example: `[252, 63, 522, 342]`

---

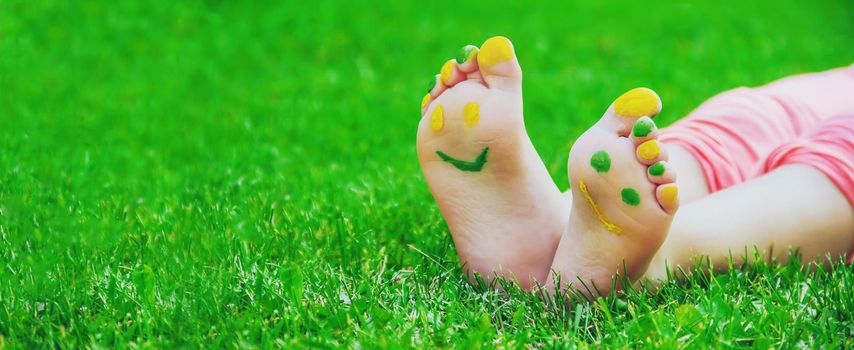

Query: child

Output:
[418, 36, 854, 297]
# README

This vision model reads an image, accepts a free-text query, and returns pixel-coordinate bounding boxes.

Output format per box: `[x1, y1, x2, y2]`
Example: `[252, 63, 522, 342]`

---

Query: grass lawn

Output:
[2, 0, 853, 348]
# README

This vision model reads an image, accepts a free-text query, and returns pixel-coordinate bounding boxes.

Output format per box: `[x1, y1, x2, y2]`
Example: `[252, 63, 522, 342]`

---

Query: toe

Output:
[614, 87, 662, 118]
[421, 92, 432, 113]
[647, 161, 676, 184]
[636, 139, 668, 165]
[440, 59, 466, 87]
[656, 184, 679, 214]
[596, 88, 662, 135]
[427, 74, 446, 98]
[455, 45, 479, 73]
[477, 36, 522, 91]
[629, 116, 659, 144]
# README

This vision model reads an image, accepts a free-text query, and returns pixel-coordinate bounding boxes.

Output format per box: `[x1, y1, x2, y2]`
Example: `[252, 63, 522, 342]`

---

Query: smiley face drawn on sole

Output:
[436, 147, 489, 172]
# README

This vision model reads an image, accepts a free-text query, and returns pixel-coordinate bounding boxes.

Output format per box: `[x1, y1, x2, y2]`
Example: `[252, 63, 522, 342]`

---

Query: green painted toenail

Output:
[456, 45, 478, 64]
[648, 162, 666, 176]
[621, 188, 640, 206]
[590, 150, 611, 173]
[632, 117, 656, 137]
[428, 76, 437, 92]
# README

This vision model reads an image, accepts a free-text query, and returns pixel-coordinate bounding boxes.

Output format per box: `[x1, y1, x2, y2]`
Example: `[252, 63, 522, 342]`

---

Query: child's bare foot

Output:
[548, 88, 679, 298]
[417, 37, 568, 289]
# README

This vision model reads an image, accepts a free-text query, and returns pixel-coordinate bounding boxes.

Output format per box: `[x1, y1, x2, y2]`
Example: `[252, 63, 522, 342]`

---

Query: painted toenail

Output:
[632, 117, 656, 137]
[621, 188, 641, 206]
[660, 185, 678, 206]
[590, 150, 611, 173]
[430, 104, 444, 131]
[637, 139, 661, 161]
[477, 36, 514, 70]
[463, 102, 480, 127]
[456, 45, 479, 64]
[427, 76, 437, 93]
[648, 161, 666, 176]
[614, 87, 660, 118]
[421, 93, 431, 109]
[578, 180, 623, 234]
[439, 60, 455, 84]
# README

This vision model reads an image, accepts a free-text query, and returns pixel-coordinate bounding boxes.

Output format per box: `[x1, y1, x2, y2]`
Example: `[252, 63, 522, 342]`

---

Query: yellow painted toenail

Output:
[614, 87, 660, 118]
[439, 60, 455, 84]
[430, 104, 444, 131]
[637, 139, 661, 161]
[660, 185, 678, 206]
[463, 102, 480, 127]
[421, 93, 431, 109]
[578, 180, 623, 234]
[477, 36, 514, 70]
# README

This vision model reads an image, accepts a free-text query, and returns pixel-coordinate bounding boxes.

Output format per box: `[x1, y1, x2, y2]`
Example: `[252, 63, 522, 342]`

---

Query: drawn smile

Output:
[436, 147, 490, 172]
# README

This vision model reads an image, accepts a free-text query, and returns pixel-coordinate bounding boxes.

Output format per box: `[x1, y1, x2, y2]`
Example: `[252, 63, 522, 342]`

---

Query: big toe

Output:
[477, 36, 522, 92]
[596, 87, 663, 135]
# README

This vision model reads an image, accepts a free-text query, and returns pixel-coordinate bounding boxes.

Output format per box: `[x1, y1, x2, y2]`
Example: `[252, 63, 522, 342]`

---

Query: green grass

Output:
[1, 0, 853, 348]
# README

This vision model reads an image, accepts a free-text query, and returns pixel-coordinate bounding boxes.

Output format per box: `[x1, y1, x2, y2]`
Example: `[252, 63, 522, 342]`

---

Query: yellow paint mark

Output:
[439, 59, 455, 84]
[578, 180, 623, 234]
[463, 102, 480, 127]
[614, 87, 660, 117]
[421, 93, 431, 109]
[466, 48, 478, 62]
[430, 104, 444, 131]
[477, 36, 514, 70]
[637, 139, 661, 161]
[660, 185, 678, 206]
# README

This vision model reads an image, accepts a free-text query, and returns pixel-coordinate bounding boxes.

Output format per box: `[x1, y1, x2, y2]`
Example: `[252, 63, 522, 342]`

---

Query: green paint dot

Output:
[632, 118, 655, 137]
[621, 188, 641, 206]
[648, 162, 666, 176]
[590, 151, 611, 173]
[456, 45, 477, 64]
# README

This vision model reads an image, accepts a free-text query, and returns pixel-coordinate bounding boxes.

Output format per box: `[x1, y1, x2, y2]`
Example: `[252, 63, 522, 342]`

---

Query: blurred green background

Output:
[1, 0, 852, 348]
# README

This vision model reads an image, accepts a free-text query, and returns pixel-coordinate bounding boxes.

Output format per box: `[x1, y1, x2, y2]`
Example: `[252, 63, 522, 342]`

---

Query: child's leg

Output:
[650, 114, 854, 278]
[550, 82, 854, 297]
[761, 114, 854, 211]
[660, 65, 854, 197]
